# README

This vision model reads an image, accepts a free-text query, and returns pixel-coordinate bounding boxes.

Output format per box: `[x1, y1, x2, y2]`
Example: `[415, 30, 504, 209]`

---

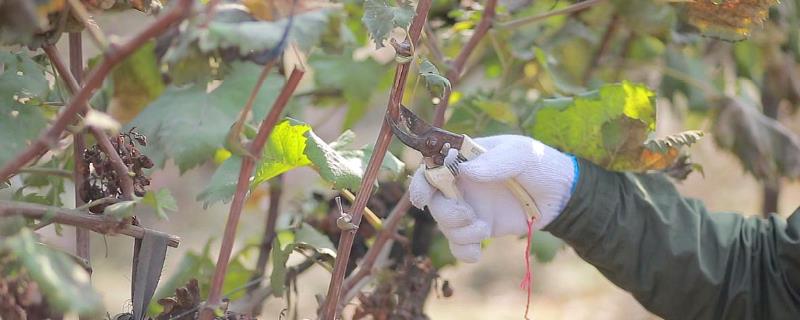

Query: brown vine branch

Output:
[200, 68, 306, 320]
[319, 1, 432, 318]
[243, 174, 283, 316]
[69, 32, 92, 267]
[0, 0, 193, 182]
[433, 0, 498, 126]
[42, 45, 136, 201]
[424, 23, 446, 66]
[340, 193, 410, 296]
[582, 13, 619, 84]
[248, 175, 283, 294]
[0, 200, 180, 247]
[495, 0, 608, 29]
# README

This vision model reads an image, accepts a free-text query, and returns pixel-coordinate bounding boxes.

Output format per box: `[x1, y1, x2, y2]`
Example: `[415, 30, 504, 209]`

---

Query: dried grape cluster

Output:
[82, 128, 154, 212]
[0, 268, 57, 320]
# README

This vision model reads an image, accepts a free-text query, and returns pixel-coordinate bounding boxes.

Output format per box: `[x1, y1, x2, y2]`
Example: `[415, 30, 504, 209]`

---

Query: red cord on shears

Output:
[520, 217, 536, 319]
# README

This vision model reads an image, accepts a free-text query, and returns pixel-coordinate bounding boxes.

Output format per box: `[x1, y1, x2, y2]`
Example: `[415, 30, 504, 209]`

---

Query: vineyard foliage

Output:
[1, 0, 800, 318]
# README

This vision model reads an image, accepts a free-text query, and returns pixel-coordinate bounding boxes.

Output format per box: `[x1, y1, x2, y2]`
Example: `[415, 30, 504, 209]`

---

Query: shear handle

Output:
[424, 135, 542, 222]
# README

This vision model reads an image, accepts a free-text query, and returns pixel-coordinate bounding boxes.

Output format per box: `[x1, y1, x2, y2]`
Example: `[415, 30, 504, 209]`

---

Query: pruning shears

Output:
[387, 105, 542, 222]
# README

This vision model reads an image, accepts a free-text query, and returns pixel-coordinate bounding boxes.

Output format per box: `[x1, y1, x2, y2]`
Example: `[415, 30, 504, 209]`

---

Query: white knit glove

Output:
[409, 135, 578, 262]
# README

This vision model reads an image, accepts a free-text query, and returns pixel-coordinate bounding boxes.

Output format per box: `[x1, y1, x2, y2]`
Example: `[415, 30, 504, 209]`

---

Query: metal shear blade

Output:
[387, 105, 465, 167]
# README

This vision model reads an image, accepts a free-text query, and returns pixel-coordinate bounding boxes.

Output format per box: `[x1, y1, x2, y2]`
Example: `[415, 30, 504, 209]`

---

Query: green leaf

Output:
[473, 99, 517, 125]
[429, 233, 457, 269]
[198, 119, 376, 207]
[196, 157, 244, 208]
[200, 9, 337, 55]
[270, 233, 294, 297]
[105, 200, 138, 219]
[142, 188, 178, 219]
[530, 81, 695, 172]
[418, 57, 451, 98]
[529, 231, 563, 263]
[337, 143, 405, 180]
[309, 52, 387, 129]
[362, 0, 415, 47]
[293, 223, 337, 258]
[252, 120, 314, 186]
[661, 47, 712, 111]
[0, 51, 50, 98]
[0, 104, 48, 168]
[446, 91, 519, 137]
[198, 119, 406, 207]
[533, 47, 583, 95]
[108, 41, 165, 125]
[268, 223, 335, 297]
[129, 62, 285, 172]
[304, 127, 364, 191]
[3, 229, 103, 316]
[0, 52, 49, 167]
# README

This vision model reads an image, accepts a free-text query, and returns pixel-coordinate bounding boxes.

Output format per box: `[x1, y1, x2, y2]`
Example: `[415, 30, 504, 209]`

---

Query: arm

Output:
[546, 159, 800, 319]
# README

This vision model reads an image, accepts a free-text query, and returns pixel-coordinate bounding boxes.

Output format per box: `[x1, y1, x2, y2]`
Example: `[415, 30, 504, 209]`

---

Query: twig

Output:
[17, 167, 73, 179]
[582, 13, 619, 84]
[319, 1, 432, 318]
[433, 0, 498, 125]
[248, 175, 284, 297]
[69, 32, 92, 268]
[66, 0, 109, 50]
[340, 189, 382, 230]
[423, 23, 446, 66]
[42, 45, 136, 201]
[495, 0, 608, 29]
[0, 0, 193, 182]
[200, 68, 306, 320]
[340, 194, 410, 300]
[0, 200, 180, 248]
[76, 197, 122, 211]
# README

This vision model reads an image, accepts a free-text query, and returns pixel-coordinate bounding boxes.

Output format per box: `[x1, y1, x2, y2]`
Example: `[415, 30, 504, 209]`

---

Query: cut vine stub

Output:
[82, 128, 153, 213]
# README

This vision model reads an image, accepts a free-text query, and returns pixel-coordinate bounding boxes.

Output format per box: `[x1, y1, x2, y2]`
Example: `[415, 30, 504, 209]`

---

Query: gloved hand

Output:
[409, 135, 578, 262]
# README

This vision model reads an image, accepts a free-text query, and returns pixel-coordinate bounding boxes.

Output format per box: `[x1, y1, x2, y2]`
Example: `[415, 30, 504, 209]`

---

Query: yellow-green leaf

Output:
[530, 82, 701, 172]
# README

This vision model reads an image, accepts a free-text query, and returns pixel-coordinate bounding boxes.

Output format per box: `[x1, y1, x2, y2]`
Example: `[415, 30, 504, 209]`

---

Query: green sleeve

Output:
[544, 159, 800, 320]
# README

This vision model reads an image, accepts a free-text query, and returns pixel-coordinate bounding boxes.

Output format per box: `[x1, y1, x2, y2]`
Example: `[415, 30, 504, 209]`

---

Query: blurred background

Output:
[17, 0, 800, 319]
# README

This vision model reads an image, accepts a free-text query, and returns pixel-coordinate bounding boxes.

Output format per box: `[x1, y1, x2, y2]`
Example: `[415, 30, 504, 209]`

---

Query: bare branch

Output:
[433, 0, 498, 126]
[340, 193, 410, 299]
[0, 0, 194, 182]
[200, 68, 306, 320]
[42, 45, 136, 201]
[0, 200, 180, 248]
[69, 32, 92, 267]
[424, 23, 446, 66]
[582, 13, 619, 84]
[244, 175, 283, 316]
[319, 1, 433, 318]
